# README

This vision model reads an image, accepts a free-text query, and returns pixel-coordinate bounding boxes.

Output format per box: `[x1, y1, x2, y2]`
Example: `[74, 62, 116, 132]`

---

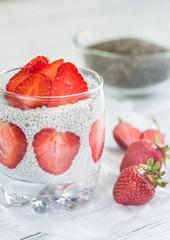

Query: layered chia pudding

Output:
[0, 56, 105, 211]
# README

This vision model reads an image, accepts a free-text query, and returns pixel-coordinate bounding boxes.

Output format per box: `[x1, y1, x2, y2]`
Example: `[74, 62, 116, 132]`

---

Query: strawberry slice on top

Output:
[33, 128, 81, 175]
[15, 73, 51, 109]
[6, 72, 32, 93]
[56, 62, 89, 95]
[5, 56, 50, 109]
[5, 72, 32, 108]
[5, 58, 89, 109]
[0, 120, 28, 169]
[41, 59, 64, 82]
[48, 62, 89, 107]
[47, 76, 77, 107]
[89, 113, 105, 163]
[19, 56, 49, 73]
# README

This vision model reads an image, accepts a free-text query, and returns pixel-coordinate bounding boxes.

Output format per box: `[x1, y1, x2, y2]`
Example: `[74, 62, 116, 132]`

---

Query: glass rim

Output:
[0, 67, 103, 99]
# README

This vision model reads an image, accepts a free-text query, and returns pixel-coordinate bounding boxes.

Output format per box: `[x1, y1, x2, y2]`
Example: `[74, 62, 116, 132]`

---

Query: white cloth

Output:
[0, 98, 170, 240]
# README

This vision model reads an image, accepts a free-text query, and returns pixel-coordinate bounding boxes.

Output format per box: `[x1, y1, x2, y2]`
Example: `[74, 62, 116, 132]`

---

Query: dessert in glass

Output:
[0, 56, 105, 212]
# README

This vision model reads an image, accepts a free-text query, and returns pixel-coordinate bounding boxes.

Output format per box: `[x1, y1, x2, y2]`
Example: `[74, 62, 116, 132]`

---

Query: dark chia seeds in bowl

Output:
[82, 38, 170, 94]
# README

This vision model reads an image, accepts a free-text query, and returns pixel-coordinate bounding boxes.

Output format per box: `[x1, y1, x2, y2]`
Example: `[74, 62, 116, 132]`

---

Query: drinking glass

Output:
[0, 67, 105, 213]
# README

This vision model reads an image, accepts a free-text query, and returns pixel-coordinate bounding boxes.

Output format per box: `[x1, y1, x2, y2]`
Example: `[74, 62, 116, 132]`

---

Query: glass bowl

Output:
[74, 28, 170, 97]
[0, 67, 105, 213]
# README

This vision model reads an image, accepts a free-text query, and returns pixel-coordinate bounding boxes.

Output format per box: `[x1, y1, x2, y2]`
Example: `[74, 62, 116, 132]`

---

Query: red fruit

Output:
[5, 93, 22, 109]
[56, 62, 89, 96]
[48, 76, 77, 107]
[6, 72, 32, 93]
[19, 56, 49, 73]
[120, 139, 167, 173]
[41, 59, 64, 82]
[48, 62, 89, 107]
[33, 128, 81, 175]
[113, 120, 141, 150]
[5, 72, 32, 108]
[113, 159, 167, 205]
[0, 120, 27, 169]
[15, 73, 51, 109]
[89, 114, 105, 163]
[114, 166, 155, 205]
[140, 129, 165, 145]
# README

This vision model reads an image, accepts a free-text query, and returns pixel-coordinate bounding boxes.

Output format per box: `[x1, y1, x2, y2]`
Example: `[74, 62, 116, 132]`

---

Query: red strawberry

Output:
[0, 120, 27, 169]
[41, 59, 64, 82]
[33, 128, 80, 175]
[56, 62, 89, 95]
[140, 129, 165, 145]
[113, 120, 141, 150]
[6, 72, 32, 93]
[48, 76, 77, 107]
[15, 73, 51, 109]
[113, 159, 167, 205]
[89, 114, 105, 163]
[140, 119, 165, 144]
[48, 62, 89, 107]
[113, 120, 141, 149]
[5, 72, 32, 108]
[19, 56, 49, 73]
[120, 139, 169, 173]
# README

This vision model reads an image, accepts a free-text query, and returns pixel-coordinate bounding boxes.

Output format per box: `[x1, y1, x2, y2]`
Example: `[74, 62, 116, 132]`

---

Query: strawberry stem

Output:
[139, 158, 167, 188]
[118, 118, 123, 123]
[154, 134, 162, 147]
[154, 135, 170, 167]
[156, 180, 167, 188]
[152, 118, 160, 130]
[147, 158, 154, 170]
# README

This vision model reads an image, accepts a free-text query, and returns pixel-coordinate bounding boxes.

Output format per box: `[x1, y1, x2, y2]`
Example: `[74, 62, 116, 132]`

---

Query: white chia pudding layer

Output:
[0, 74, 104, 184]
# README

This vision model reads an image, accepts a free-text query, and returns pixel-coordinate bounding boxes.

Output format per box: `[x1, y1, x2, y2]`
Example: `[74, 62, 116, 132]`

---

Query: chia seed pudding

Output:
[0, 68, 104, 184]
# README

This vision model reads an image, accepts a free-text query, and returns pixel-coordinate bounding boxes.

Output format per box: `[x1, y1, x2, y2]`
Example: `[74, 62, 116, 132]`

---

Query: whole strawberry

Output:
[113, 158, 167, 205]
[140, 119, 165, 145]
[113, 119, 141, 150]
[113, 118, 165, 150]
[120, 139, 169, 172]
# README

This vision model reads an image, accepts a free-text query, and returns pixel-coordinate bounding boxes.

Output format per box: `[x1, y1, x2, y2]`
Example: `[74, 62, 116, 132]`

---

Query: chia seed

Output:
[84, 38, 170, 89]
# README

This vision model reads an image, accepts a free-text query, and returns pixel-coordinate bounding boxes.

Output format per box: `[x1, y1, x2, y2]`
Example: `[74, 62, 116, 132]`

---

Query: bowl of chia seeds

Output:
[74, 28, 170, 96]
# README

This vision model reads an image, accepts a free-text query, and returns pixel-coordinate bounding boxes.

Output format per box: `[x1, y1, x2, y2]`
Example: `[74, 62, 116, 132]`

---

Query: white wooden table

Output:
[0, 0, 170, 239]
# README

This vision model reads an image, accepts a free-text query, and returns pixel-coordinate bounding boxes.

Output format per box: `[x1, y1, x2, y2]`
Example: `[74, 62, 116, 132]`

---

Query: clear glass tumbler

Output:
[0, 67, 105, 212]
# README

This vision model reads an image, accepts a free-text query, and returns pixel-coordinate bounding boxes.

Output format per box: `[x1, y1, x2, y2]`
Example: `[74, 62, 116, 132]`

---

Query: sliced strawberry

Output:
[33, 128, 80, 175]
[41, 59, 64, 82]
[15, 73, 51, 109]
[5, 92, 22, 109]
[6, 72, 32, 93]
[47, 62, 89, 107]
[113, 120, 141, 150]
[48, 76, 78, 107]
[140, 129, 165, 145]
[89, 113, 105, 163]
[19, 56, 49, 73]
[56, 62, 89, 96]
[5, 72, 32, 108]
[0, 120, 27, 169]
